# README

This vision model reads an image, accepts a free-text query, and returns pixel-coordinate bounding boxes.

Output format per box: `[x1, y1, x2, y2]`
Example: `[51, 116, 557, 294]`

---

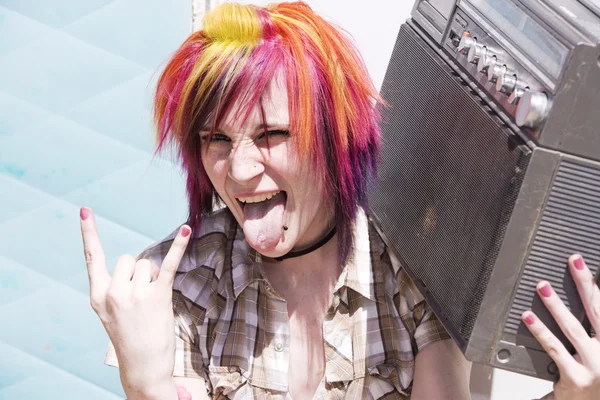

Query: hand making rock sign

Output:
[79, 206, 192, 400]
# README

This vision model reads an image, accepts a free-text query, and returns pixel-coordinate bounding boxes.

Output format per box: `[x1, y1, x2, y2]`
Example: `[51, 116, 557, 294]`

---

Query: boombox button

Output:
[468, 44, 486, 64]
[508, 87, 526, 105]
[458, 33, 475, 54]
[496, 348, 511, 363]
[487, 64, 506, 83]
[477, 53, 497, 73]
[496, 72, 518, 94]
[515, 91, 549, 128]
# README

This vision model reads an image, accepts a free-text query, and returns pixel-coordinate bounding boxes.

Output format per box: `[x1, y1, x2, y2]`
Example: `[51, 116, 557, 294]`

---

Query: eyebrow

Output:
[198, 123, 289, 134]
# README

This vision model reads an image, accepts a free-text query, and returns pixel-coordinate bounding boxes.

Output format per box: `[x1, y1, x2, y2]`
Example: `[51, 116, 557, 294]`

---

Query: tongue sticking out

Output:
[242, 192, 286, 252]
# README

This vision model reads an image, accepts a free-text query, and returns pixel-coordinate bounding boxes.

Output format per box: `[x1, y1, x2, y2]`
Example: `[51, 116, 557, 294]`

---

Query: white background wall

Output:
[193, 1, 555, 399]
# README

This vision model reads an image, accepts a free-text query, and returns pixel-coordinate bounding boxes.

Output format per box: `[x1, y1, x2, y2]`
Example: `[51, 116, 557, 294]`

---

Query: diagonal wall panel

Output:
[0, 0, 191, 397]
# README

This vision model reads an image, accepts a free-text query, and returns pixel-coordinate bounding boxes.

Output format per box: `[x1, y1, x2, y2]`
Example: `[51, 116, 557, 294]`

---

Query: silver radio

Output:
[369, 0, 600, 380]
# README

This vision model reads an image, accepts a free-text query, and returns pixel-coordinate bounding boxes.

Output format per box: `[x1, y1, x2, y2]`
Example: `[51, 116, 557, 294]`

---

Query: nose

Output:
[228, 141, 265, 184]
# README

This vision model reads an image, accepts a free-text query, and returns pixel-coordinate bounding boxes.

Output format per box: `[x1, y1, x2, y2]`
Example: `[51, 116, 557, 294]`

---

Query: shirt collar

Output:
[230, 208, 384, 301]
[221, 211, 265, 299]
[335, 208, 383, 302]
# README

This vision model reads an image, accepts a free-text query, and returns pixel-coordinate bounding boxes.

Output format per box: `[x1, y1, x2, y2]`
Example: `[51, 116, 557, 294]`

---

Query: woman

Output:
[79, 2, 600, 399]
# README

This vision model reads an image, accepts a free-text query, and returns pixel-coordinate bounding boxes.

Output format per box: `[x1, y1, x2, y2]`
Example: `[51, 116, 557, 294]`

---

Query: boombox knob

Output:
[487, 63, 506, 83]
[496, 72, 517, 94]
[458, 34, 476, 53]
[468, 44, 486, 64]
[508, 87, 525, 105]
[515, 91, 549, 128]
[477, 53, 497, 73]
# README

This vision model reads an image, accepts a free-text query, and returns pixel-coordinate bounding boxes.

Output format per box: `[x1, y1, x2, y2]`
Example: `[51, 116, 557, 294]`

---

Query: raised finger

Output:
[535, 280, 592, 360]
[157, 225, 191, 287]
[522, 310, 580, 373]
[568, 254, 600, 334]
[80, 207, 110, 293]
[132, 259, 154, 288]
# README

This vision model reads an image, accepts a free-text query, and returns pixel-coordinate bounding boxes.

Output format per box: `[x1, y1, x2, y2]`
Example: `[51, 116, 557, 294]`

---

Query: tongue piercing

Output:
[283, 225, 289, 231]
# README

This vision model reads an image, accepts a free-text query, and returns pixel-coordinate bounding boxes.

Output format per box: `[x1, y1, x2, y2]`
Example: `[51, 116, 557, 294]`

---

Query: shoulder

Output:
[366, 212, 426, 309]
[366, 212, 451, 354]
[137, 207, 236, 275]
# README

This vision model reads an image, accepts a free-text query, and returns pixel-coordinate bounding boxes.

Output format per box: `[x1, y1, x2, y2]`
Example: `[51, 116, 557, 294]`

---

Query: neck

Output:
[262, 230, 341, 296]
[273, 227, 336, 261]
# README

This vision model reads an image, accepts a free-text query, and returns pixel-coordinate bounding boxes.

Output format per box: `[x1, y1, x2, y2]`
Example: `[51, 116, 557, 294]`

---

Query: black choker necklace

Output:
[273, 227, 337, 261]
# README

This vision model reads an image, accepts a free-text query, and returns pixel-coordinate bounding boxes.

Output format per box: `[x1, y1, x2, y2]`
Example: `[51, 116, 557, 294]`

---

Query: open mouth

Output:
[237, 190, 282, 204]
[237, 190, 288, 250]
[237, 191, 287, 210]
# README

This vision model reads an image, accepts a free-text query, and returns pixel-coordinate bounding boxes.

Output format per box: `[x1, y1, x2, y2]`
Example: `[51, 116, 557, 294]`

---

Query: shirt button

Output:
[275, 342, 284, 352]
[334, 337, 343, 347]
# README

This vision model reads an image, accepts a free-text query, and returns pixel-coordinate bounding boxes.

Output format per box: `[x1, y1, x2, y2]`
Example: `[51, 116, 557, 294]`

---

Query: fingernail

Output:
[574, 255, 585, 270]
[539, 283, 552, 298]
[176, 385, 192, 400]
[181, 226, 191, 238]
[80, 207, 90, 221]
[523, 312, 536, 325]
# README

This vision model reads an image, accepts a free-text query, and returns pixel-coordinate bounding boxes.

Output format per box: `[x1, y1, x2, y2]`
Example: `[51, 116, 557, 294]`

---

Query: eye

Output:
[269, 129, 289, 137]
[200, 133, 231, 142]
[257, 129, 290, 140]
[211, 133, 231, 142]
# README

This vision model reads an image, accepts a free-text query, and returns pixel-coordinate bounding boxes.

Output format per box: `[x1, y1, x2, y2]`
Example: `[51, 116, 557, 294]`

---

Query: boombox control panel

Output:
[412, 0, 600, 162]
[457, 32, 550, 129]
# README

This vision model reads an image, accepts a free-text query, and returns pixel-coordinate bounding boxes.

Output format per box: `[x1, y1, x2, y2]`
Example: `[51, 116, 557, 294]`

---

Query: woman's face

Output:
[200, 76, 334, 258]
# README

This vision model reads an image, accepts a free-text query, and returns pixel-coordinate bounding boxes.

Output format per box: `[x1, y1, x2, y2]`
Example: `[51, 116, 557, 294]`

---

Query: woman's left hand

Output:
[522, 254, 600, 400]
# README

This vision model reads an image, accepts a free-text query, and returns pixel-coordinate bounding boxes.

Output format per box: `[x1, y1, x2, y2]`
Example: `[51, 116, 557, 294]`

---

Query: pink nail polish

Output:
[181, 226, 191, 237]
[539, 283, 552, 298]
[574, 255, 585, 270]
[523, 313, 535, 325]
[80, 207, 90, 221]
[176, 385, 192, 400]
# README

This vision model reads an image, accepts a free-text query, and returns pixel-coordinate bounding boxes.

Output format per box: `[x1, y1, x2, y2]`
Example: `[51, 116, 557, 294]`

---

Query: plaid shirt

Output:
[105, 208, 450, 399]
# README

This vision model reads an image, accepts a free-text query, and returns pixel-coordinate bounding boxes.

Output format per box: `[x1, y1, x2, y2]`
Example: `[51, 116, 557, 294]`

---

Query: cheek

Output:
[287, 163, 325, 203]
[269, 144, 305, 177]
[292, 160, 322, 190]
[202, 156, 228, 189]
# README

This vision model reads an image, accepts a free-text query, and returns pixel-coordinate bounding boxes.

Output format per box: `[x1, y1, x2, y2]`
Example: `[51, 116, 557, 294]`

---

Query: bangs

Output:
[200, 42, 286, 140]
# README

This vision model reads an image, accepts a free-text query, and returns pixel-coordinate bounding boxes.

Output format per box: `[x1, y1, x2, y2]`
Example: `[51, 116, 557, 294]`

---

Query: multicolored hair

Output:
[154, 1, 381, 261]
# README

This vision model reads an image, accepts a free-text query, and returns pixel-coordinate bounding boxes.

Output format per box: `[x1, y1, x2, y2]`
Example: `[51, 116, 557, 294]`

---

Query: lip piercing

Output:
[283, 225, 288, 231]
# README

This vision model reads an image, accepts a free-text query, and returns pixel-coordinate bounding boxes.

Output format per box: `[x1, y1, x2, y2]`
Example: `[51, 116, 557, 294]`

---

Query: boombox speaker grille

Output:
[505, 160, 600, 337]
[369, 24, 531, 344]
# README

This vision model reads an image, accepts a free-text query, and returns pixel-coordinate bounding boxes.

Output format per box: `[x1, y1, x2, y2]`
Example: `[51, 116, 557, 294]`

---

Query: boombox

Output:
[368, 0, 600, 380]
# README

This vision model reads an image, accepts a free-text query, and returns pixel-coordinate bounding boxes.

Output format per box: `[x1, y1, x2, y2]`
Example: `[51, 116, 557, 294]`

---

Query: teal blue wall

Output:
[0, 1, 191, 398]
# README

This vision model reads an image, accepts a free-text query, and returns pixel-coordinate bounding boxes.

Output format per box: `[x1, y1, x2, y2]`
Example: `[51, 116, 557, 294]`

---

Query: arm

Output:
[411, 339, 472, 400]
[119, 377, 209, 400]
[391, 261, 471, 399]
[106, 333, 211, 400]
[81, 209, 212, 400]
